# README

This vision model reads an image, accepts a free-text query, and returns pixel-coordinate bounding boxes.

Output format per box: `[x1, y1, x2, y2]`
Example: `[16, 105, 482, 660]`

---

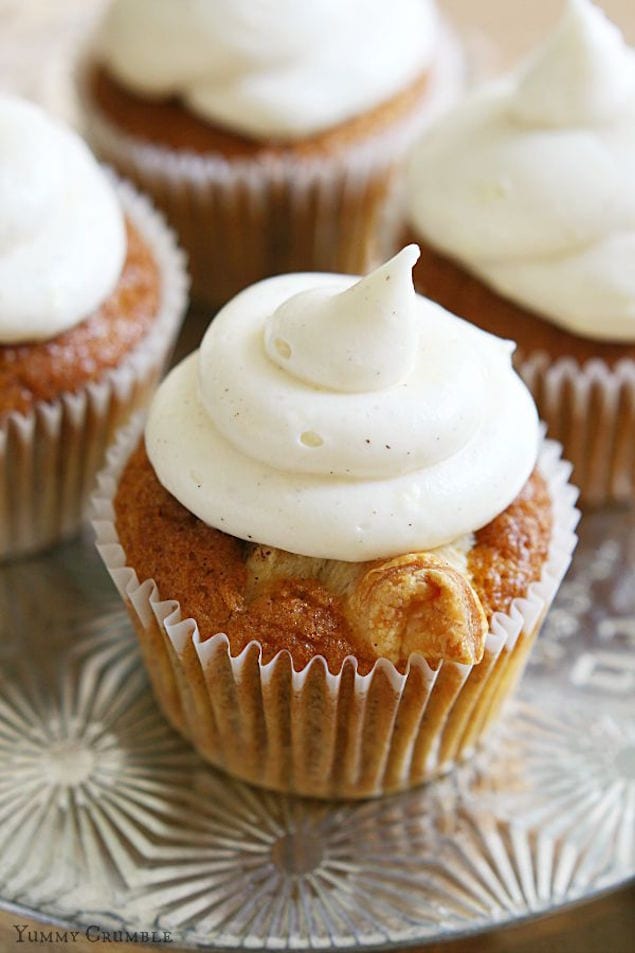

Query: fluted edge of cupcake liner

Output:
[93, 420, 579, 800]
[76, 26, 463, 307]
[0, 177, 189, 561]
[519, 351, 635, 507]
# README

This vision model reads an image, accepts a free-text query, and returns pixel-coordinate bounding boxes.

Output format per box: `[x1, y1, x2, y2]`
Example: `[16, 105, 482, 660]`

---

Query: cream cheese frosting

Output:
[0, 95, 126, 344]
[145, 247, 540, 562]
[408, 0, 635, 342]
[97, 0, 439, 140]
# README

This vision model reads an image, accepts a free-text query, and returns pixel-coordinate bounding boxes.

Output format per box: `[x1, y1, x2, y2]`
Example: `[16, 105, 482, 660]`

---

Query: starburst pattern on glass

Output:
[479, 705, 635, 880]
[0, 626, 196, 913]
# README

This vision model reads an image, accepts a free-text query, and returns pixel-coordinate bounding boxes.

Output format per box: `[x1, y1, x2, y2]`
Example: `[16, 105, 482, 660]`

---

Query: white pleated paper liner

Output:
[93, 419, 579, 800]
[77, 24, 464, 308]
[519, 352, 635, 507]
[0, 178, 188, 561]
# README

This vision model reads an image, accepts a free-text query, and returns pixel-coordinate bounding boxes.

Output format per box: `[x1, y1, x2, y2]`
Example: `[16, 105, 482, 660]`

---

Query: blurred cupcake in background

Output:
[78, 0, 463, 307]
[0, 94, 187, 560]
[402, 0, 635, 506]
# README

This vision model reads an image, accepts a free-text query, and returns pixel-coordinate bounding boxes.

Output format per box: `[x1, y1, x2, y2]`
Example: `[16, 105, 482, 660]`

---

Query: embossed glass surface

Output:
[0, 509, 633, 949]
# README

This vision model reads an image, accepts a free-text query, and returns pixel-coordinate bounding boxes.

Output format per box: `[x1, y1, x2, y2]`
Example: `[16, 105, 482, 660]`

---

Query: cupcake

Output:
[94, 246, 578, 799]
[78, 0, 463, 307]
[402, 0, 635, 506]
[0, 94, 187, 560]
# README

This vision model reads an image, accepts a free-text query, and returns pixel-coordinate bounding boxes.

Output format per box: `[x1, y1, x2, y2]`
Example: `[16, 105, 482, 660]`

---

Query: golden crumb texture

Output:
[114, 443, 553, 675]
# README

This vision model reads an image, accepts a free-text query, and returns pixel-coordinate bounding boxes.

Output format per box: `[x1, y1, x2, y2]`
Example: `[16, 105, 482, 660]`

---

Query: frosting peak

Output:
[146, 254, 539, 561]
[408, 0, 635, 342]
[97, 0, 439, 140]
[264, 246, 420, 393]
[0, 95, 125, 344]
[512, 0, 635, 126]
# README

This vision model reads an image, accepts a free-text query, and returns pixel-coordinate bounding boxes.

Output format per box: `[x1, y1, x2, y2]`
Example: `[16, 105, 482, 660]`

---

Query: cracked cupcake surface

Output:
[114, 444, 551, 673]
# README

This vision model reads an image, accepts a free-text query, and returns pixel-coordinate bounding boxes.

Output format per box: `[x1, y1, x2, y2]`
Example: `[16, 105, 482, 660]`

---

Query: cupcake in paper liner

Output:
[0, 95, 188, 561]
[93, 247, 578, 799]
[77, 0, 463, 308]
[401, 0, 635, 506]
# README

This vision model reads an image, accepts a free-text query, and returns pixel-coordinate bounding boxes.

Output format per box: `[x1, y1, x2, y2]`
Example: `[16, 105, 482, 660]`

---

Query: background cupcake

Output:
[0, 94, 187, 559]
[79, 0, 463, 307]
[402, 0, 635, 506]
[94, 248, 578, 799]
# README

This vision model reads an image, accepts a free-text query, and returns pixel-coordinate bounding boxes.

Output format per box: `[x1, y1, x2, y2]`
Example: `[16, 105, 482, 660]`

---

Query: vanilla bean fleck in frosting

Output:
[97, 0, 439, 140]
[0, 95, 126, 343]
[408, 0, 635, 342]
[145, 247, 539, 561]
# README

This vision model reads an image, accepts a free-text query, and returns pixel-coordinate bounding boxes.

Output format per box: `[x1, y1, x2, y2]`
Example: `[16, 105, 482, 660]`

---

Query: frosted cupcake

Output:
[94, 247, 577, 798]
[79, 0, 462, 307]
[0, 95, 187, 560]
[403, 0, 635, 506]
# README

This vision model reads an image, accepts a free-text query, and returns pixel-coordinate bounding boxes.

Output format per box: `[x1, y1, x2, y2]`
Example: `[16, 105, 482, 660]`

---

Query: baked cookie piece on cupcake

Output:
[79, 0, 462, 307]
[403, 0, 635, 505]
[94, 246, 578, 798]
[0, 94, 187, 559]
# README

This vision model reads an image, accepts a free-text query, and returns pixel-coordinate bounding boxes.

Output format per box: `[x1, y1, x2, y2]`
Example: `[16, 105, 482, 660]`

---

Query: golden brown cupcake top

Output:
[114, 442, 552, 675]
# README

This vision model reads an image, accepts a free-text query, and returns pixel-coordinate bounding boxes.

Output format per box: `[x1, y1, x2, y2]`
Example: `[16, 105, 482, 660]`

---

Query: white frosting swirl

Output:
[408, 0, 635, 342]
[146, 248, 539, 561]
[0, 95, 126, 344]
[97, 0, 439, 140]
